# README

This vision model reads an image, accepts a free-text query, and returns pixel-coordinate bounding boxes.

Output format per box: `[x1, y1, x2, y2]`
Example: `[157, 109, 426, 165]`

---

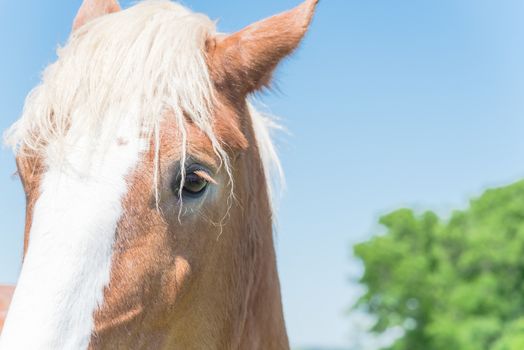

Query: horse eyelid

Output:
[193, 170, 217, 185]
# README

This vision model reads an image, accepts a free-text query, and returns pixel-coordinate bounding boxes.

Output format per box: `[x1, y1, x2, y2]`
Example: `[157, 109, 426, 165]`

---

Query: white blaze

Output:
[0, 119, 143, 349]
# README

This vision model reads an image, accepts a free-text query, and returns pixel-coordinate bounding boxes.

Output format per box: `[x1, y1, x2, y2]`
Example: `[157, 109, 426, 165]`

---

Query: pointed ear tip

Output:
[304, 0, 320, 11]
[298, 0, 319, 25]
[72, 0, 121, 31]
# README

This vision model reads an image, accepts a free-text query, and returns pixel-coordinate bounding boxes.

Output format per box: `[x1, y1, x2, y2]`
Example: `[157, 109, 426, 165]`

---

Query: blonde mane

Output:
[4, 0, 283, 203]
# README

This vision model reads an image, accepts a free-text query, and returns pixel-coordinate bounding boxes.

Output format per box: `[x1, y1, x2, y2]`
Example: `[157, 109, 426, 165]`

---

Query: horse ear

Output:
[209, 0, 318, 96]
[73, 0, 121, 31]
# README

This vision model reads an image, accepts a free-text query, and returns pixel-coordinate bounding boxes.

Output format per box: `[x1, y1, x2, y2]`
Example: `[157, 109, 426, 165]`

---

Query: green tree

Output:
[353, 180, 524, 350]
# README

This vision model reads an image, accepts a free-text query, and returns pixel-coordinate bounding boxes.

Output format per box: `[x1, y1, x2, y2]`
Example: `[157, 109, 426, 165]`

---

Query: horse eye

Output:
[182, 173, 208, 196]
[171, 164, 214, 198]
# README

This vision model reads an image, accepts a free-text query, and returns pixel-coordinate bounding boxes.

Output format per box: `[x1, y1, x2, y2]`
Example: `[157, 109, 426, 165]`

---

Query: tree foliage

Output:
[354, 180, 524, 350]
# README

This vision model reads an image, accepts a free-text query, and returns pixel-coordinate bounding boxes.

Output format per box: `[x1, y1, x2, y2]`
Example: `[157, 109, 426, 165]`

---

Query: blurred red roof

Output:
[0, 285, 14, 332]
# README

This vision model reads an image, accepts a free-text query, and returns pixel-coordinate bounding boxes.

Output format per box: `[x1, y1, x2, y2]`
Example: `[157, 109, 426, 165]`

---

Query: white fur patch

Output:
[0, 117, 143, 349]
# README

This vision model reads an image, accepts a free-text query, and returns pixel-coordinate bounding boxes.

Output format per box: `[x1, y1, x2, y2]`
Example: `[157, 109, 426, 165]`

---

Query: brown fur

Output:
[210, 0, 318, 97]
[5, 0, 317, 348]
[89, 101, 288, 349]
[16, 155, 44, 256]
[0, 156, 43, 335]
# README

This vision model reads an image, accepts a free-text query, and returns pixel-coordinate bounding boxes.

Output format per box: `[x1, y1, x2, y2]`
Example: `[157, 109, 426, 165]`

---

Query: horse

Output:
[0, 0, 317, 348]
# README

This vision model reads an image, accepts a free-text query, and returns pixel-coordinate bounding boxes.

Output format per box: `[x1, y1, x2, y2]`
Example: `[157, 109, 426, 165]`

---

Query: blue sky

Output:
[2, 0, 524, 348]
